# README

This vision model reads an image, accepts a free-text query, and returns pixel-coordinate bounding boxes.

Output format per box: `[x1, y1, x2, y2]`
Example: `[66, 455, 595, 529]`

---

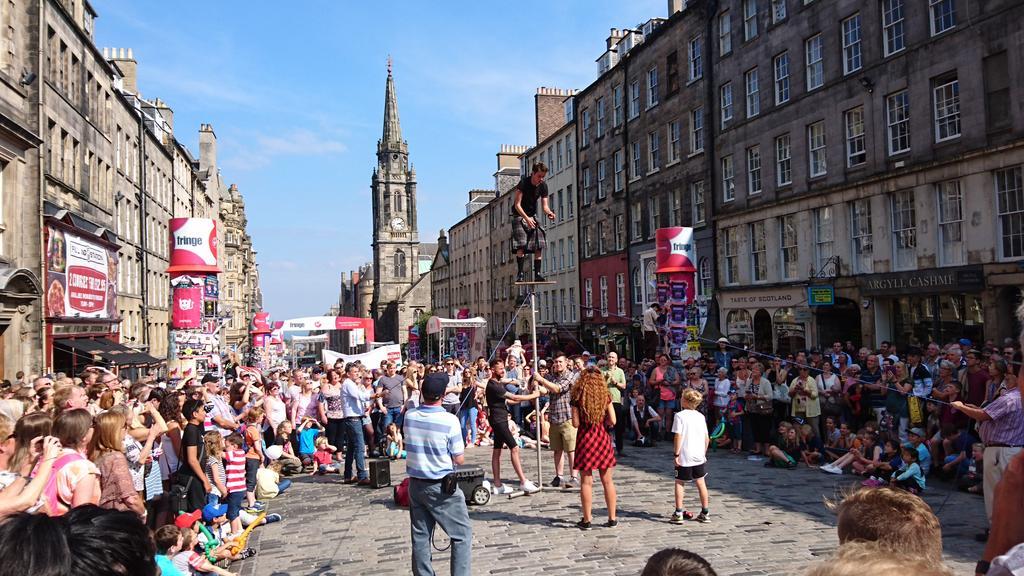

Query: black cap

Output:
[201, 374, 218, 384]
[421, 373, 449, 401]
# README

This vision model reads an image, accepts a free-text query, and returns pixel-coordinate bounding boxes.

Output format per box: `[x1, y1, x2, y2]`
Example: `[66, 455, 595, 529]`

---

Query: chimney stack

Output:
[199, 123, 217, 172]
[668, 0, 683, 16]
[106, 47, 139, 94]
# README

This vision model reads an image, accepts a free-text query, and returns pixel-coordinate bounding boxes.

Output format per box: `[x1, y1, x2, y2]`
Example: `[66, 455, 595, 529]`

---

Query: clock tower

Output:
[370, 59, 420, 344]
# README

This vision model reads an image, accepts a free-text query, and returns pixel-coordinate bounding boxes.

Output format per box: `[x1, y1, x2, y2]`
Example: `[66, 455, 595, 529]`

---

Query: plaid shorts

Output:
[512, 217, 546, 253]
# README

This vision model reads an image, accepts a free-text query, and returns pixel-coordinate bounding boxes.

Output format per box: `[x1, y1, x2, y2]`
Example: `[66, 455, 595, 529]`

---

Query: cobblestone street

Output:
[238, 442, 985, 576]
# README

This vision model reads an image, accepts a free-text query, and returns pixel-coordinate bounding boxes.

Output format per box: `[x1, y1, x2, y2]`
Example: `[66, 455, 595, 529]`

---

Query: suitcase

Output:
[369, 458, 391, 488]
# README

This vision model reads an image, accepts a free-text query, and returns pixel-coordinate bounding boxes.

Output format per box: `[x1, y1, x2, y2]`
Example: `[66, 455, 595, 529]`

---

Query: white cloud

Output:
[222, 128, 347, 171]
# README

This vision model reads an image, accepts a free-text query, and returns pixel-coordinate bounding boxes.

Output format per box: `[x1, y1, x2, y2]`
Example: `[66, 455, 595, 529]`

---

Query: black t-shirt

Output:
[486, 378, 510, 423]
[515, 175, 548, 217]
[179, 422, 206, 478]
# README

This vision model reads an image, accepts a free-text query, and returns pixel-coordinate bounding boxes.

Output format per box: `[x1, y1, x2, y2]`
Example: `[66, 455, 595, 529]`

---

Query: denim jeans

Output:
[409, 478, 472, 576]
[343, 418, 368, 480]
[459, 407, 478, 444]
[277, 478, 292, 495]
[383, 406, 404, 430]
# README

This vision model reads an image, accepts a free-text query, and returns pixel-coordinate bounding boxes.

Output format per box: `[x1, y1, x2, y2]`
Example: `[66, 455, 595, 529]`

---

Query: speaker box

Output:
[369, 459, 391, 488]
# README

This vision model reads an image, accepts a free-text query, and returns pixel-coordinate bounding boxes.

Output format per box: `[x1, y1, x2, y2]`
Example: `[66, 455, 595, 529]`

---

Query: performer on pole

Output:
[512, 162, 556, 283]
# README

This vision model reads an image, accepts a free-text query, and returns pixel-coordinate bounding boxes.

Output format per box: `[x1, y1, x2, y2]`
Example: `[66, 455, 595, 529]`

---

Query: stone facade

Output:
[370, 66, 430, 345]
[710, 0, 1024, 352]
[488, 146, 527, 341]
[220, 184, 259, 351]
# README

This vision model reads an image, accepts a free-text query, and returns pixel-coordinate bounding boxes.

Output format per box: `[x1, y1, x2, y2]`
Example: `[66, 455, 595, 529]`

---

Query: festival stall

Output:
[425, 315, 487, 362]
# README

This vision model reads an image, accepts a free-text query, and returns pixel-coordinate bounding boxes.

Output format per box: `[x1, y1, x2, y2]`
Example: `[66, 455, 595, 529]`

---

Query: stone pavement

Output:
[237, 443, 986, 576]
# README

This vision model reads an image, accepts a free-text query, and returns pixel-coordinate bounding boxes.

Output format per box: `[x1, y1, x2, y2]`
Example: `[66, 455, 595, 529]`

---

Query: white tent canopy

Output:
[425, 316, 486, 334]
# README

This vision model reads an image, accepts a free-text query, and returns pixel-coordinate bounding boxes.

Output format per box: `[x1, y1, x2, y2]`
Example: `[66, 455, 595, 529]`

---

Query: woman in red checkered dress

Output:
[571, 367, 618, 530]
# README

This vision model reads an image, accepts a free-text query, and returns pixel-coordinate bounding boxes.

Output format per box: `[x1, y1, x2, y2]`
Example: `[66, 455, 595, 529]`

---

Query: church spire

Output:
[382, 56, 402, 147]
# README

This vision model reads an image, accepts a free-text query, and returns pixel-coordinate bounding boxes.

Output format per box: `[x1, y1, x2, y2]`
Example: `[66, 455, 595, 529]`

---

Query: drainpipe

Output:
[36, 0, 47, 371]
[704, 0, 720, 332]
[138, 107, 149, 348]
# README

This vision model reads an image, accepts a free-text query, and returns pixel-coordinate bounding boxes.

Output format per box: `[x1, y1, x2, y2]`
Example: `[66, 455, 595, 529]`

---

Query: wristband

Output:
[976, 560, 990, 574]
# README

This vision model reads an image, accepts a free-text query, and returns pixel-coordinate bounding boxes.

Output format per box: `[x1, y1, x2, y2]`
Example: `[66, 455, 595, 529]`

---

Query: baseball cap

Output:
[716, 337, 729, 344]
[201, 374, 219, 384]
[538, 359, 547, 367]
[174, 509, 202, 529]
[958, 338, 972, 347]
[421, 372, 449, 400]
[908, 427, 926, 437]
[202, 502, 229, 522]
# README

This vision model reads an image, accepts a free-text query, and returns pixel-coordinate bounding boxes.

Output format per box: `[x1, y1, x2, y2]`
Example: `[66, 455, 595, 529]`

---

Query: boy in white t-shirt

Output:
[671, 388, 711, 524]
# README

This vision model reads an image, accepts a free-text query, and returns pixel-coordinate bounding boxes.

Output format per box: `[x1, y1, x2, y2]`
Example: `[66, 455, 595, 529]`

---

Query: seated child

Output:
[154, 525, 186, 576]
[273, 421, 303, 476]
[476, 411, 493, 447]
[956, 442, 984, 494]
[825, 422, 855, 462]
[385, 423, 407, 459]
[890, 446, 926, 494]
[938, 424, 976, 480]
[255, 461, 291, 500]
[874, 439, 903, 476]
[765, 425, 801, 469]
[799, 424, 823, 467]
[312, 436, 338, 475]
[297, 417, 324, 468]
[508, 420, 538, 450]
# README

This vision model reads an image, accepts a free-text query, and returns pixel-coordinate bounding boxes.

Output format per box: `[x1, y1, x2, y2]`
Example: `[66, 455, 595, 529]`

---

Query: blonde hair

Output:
[204, 431, 224, 458]
[803, 542, 953, 576]
[89, 411, 126, 460]
[681, 389, 703, 409]
[825, 487, 942, 563]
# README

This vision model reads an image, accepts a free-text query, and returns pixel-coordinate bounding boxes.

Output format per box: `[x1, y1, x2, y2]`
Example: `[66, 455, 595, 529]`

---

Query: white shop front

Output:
[716, 286, 811, 355]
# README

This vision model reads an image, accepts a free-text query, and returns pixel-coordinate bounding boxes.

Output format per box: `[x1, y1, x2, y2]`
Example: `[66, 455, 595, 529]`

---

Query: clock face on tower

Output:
[390, 217, 406, 231]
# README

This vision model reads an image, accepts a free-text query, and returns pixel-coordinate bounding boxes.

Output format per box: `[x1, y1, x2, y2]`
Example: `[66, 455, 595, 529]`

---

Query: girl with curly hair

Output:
[571, 367, 617, 530]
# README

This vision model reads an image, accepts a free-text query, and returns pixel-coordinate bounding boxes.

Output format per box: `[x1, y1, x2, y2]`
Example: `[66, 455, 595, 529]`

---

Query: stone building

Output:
[220, 183, 259, 351]
[370, 65, 431, 345]
[488, 146, 528, 342]
[523, 88, 582, 352]
[448, 189, 496, 327]
[428, 229, 451, 319]
[0, 0, 43, 378]
[710, 0, 1024, 352]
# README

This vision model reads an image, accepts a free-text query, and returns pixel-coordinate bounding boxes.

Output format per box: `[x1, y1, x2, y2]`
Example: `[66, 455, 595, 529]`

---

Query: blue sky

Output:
[93, 0, 664, 321]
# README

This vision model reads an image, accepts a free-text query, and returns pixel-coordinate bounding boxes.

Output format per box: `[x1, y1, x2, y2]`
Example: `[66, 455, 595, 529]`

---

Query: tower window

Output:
[395, 192, 403, 212]
[394, 250, 407, 278]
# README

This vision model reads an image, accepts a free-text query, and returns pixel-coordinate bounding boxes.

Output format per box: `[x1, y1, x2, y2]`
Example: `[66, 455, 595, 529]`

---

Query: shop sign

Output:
[718, 286, 806, 309]
[793, 308, 813, 322]
[171, 286, 203, 329]
[807, 285, 835, 306]
[45, 226, 118, 320]
[858, 266, 984, 296]
[168, 218, 220, 273]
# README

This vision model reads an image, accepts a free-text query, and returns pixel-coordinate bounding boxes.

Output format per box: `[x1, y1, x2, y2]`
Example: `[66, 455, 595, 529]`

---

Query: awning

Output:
[54, 338, 164, 366]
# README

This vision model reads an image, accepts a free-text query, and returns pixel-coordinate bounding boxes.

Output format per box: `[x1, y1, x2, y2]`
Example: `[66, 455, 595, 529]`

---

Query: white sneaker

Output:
[823, 464, 843, 475]
[521, 480, 540, 494]
[494, 484, 514, 495]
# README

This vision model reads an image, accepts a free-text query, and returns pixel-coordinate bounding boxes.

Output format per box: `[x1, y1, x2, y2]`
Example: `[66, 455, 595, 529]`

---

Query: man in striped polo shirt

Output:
[404, 372, 471, 576]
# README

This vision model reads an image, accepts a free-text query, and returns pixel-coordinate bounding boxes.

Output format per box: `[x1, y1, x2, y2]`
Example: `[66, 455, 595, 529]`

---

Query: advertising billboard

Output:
[172, 286, 204, 329]
[45, 225, 118, 320]
[168, 218, 220, 273]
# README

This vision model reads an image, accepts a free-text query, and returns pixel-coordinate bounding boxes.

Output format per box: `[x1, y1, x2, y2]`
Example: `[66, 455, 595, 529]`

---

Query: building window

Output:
[750, 221, 767, 282]
[747, 146, 762, 195]
[929, 0, 956, 36]
[774, 52, 790, 105]
[584, 278, 593, 317]
[743, 0, 758, 41]
[597, 159, 607, 199]
[771, 0, 786, 23]
[569, 287, 576, 321]
[614, 215, 624, 250]
[775, 133, 792, 186]
[616, 273, 625, 316]
[583, 225, 593, 258]
[632, 200, 642, 240]
[613, 84, 623, 127]
[936, 180, 963, 266]
[842, 14, 862, 75]
[633, 267, 642, 304]
[724, 227, 739, 285]
[722, 155, 735, 202]
[568, 234, 575, 266]
[691, 108, 704, 153]
[394, 250, 407, 278]
[629, 80, 640, 119]
[780, 214, 799, 279]
[648, 195, 661, 236]
[719, 11, 732, 55]
[672, 190, 682, 226]
[886, 90, 910, 155]
[599, 276, 609, 317]
[598, 220, 606, 254]
[688, 36, 703, 81]
[669, 121, 681, 163]
[808, 121, 827, 177]
[648, 131, 660, 172]
[891, 190, 917, 270]
[845, 106, 866, 167]
[647, 67, 659, 108]
[692, 180, 706, 226]
[934, 78, 960, 142]
[582, 167, 592, 204]
[851, 198, 873, 273]
[614, 149, 624, 192]
[667, 52, 679, 94]
[745, 68, 759, 118]
[882, 0, 905, 56]
[631, 141, 642, 180]
[805, 34, 823, 91]
[813, 207, 833, 272]
[996, 167, 1024, 259]
[596, 98, 605, 138]
[719, 84, 736, 132]
[581, 108, 590, 148]
[556, 140, 564, 170]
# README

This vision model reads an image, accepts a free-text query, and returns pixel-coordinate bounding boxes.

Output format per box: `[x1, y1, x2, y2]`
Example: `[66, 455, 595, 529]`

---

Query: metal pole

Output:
[529, 290, 542, 490]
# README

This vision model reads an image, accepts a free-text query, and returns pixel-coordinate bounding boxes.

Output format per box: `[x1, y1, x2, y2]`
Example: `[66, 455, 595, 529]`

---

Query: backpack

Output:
[394, 477, 410, 508]
[42, 452, 87, 516]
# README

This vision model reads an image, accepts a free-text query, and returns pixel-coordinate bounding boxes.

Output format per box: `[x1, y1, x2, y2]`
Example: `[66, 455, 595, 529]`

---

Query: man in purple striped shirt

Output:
[953, 376, 1023, 538]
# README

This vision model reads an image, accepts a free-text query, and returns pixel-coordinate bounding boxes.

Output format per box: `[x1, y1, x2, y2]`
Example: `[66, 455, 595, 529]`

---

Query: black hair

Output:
[641, 548, 718, 576]
[182, 398, 204, 420]
[0, 506, 156, 576]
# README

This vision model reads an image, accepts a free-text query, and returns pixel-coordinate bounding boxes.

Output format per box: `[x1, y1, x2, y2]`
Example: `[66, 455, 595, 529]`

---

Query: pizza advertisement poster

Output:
[45, 226, 118, 320]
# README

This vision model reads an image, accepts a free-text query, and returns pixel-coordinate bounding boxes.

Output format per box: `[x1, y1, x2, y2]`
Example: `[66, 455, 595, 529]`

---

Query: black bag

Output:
[441, 473, 458, 496]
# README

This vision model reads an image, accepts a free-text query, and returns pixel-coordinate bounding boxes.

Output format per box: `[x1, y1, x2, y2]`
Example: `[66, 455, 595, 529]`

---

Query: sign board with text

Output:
[807, 285, 835, 306]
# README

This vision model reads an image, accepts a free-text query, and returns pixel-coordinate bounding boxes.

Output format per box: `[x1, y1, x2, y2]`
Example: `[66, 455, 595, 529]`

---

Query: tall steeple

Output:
[381, 56, 403, 150]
